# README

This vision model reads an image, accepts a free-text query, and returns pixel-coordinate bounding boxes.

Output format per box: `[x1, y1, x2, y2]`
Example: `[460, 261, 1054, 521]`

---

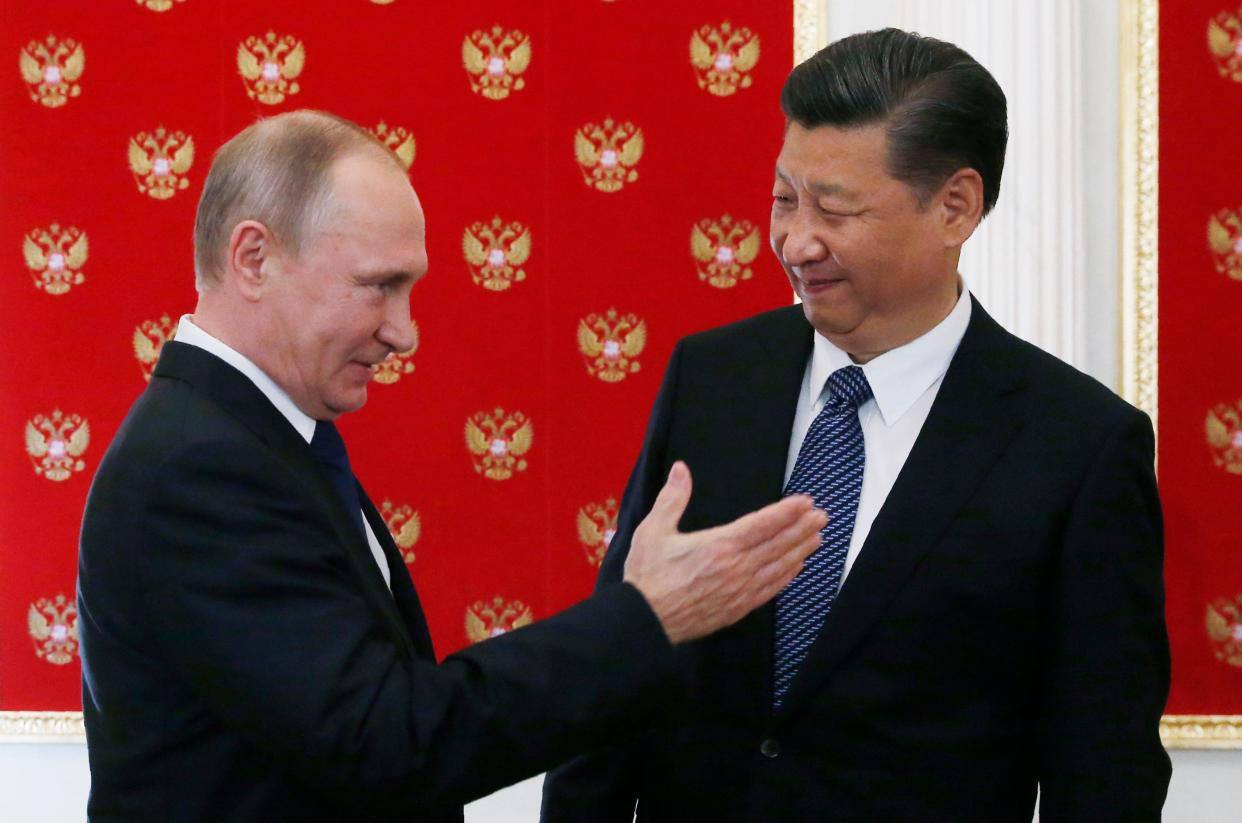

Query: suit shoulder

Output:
[1005, 333, 1145, 429]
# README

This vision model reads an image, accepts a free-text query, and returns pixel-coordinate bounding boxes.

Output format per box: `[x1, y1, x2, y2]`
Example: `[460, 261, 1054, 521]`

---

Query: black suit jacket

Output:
[78, 342, 675, 822]
[542, 301, 1171, 822]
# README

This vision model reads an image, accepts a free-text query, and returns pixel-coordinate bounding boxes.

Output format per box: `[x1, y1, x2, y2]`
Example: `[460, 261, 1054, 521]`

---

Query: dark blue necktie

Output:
[310, 421, 366, 539]
[773, 365, 872, 709]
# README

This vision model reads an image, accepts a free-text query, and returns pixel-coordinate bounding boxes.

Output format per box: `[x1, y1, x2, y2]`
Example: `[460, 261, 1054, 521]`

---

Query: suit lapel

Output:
[153, 342, 419, 659]
[777, 301, 1028, 718]
[361, 493, 436, 659]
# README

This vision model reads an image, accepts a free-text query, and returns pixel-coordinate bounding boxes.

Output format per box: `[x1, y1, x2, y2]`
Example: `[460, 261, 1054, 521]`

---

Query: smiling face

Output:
[770, 122, 965, 361]
[259, 151, 425, 419]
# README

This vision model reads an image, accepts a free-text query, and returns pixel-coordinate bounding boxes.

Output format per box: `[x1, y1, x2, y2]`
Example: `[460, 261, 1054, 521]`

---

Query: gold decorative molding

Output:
[0, 711, 84, 742]
[1161, 715, 1242, 749]
[1119, 0, 1158, 429]
[794, 0, 824, 64]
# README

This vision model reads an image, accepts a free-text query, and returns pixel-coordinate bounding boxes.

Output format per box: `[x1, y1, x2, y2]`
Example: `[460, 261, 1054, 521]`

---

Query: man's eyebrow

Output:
[773, 168, 860, 202]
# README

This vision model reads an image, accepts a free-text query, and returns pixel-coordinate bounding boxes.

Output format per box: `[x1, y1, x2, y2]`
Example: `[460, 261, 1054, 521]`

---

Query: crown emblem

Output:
[462, 26, 531, 100]
[23, 224, 88, 295]
[1207, 208, 1242, 280]
[237, 31, 305, 105]
[465, 596, 533, 643]
[26, 409, 90, 482]
[136, 0, 188, 11]
[578, 309, 647, 383]
[691, 214, 761, 288]
[372, 322, 420, 385]
[463, 217, 531, 291]
[19, 35, 84, 108]
[1206, 400, 1242, 474]
[1209, 11, 1242, 82]
[574, 118, 644, 193]
[577, 497, 619, 566]
[371, 122, 416, 170]
[128, 126, 194, 200]
[1207, 594, 1242, 667]
[133, 314, 180, 381]
[465, 408, 532, 480]
[380, 499, 421, 564]
[28, 593, 78, 666]
[689, 21, 760, 96]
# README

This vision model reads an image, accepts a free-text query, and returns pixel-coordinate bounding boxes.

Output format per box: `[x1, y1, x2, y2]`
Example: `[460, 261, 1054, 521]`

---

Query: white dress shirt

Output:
[784, 287, 972, 591]
[174, 315, 392, 590]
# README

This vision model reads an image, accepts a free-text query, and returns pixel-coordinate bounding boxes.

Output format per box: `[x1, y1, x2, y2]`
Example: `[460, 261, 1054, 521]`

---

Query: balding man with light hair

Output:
[77, 110, 825, 823]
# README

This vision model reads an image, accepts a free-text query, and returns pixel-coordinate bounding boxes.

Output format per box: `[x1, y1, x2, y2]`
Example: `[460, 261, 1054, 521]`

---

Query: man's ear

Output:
[226, 220, 275, 301]
[937, 168, 985, 247]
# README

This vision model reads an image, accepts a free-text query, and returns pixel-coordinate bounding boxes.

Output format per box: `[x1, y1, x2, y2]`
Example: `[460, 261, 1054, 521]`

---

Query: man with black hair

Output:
[542, 28, 1170, 822]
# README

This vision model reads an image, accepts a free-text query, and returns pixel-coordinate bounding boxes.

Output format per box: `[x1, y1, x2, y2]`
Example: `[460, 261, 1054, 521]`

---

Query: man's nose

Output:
[379, 310, 417, 354]
[779, 209, 828, 267]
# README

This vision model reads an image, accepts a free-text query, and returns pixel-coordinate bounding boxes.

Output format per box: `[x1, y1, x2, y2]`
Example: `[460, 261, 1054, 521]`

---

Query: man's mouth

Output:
[793, 269, 845, 294]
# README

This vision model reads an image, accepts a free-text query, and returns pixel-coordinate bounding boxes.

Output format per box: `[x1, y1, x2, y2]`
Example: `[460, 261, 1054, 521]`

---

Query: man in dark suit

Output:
[76, 110, 827, 822]
[542, 28, 1171, 822]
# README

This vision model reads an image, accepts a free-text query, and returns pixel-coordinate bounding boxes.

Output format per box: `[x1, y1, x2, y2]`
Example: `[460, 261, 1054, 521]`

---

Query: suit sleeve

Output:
[1037, 409, 1171, 821]
[138, 436, 675, 814]
[540, 343, 685, 823]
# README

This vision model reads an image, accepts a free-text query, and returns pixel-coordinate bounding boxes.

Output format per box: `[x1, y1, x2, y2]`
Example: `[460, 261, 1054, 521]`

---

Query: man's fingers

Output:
[702, 494, 819, 550]
[643, 461, 693, 533]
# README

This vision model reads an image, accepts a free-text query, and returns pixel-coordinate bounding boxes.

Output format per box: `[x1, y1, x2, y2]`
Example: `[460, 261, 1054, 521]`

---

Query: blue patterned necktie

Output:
[773, 365, 873, 709]
[310, 421, 366, 540]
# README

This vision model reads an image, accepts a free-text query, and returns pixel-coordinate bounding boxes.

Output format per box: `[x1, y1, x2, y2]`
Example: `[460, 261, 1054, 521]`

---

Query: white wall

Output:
[2, 3, 1236, 821]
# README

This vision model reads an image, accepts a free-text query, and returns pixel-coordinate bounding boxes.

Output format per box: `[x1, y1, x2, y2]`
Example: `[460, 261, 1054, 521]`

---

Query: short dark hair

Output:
[781, 28, 1007, 215]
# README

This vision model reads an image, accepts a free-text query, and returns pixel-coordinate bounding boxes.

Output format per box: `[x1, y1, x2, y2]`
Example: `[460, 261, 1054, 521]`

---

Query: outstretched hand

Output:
[623, 461, 826, 645]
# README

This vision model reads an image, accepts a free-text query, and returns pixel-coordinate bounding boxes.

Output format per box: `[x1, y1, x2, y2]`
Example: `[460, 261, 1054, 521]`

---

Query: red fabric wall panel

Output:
[1, 1, 793, 710]
[1160, 1, 1242, 714]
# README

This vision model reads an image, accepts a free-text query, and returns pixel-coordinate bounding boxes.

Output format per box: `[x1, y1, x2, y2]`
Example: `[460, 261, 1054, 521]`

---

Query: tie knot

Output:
[823, 365, 872, 410]
[310, 421, 350, 470]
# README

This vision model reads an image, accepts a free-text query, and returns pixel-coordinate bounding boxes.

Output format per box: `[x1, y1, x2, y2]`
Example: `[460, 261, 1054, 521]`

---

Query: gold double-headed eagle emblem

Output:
[24, 224, 88, 295]
[1207, 594, 1242, 667]
[1207, 208, 1242, 280]
[577, 498, 619, 567]
[575, 119, 644, 193]
[237, 31, 305, 105]
[1206, 400, 1242, 474]
[136, 0, 188, 11]
[691, 214, 761, 288]
[577, 309, 647, 383]
[465, 408, 533, 480]
[372, 322, 419, 385]
[466, 596, 534, 643]
[689, 22, 760, 96]
[20, 35, 84, 108]
[28, 593, 79, 666]
[463, 26, 531, 100]
[380, 499, 421, 564]
[128, 127, 195, 200]
[26, 410, 90, 482]
[463, 217, 531, 291]
[133, 314, 180, 381]
[372, 122, 416, 170]
[1209, 10, 1242, 82]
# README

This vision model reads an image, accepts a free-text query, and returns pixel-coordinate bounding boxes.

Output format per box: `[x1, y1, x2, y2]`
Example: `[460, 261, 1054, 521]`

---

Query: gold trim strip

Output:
[0, 711, 85, 742]
[794, 0, 823, 64]
[1161, 715, 1242, 749]
[1119, 0, 1158, 426]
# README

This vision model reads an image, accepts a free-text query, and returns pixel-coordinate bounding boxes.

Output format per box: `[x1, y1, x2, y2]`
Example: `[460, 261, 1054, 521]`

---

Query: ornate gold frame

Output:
[1121, 0, 1241, 749]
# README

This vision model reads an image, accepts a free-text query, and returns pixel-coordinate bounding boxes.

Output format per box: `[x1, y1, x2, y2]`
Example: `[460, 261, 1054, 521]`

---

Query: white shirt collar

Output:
[174, 314, 318, 443]
[808, 284, 972, 427]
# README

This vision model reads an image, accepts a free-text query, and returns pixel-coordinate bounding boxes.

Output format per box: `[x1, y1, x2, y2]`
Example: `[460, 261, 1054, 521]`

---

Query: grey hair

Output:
[192, 110, 403, 291]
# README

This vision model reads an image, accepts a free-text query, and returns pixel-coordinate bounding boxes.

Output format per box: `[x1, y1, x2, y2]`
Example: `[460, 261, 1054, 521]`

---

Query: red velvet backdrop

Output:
[1, 1, 793, 711]
[1160, 1, 1242, 715]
